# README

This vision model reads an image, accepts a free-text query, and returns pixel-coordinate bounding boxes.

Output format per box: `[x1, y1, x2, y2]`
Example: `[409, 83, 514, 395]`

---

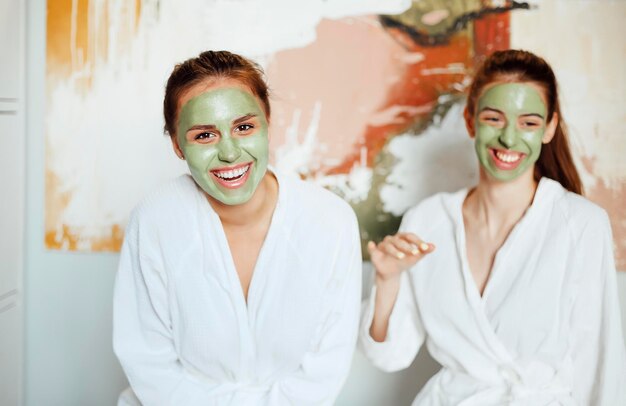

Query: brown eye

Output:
[479, 113, 502, 124]
[235, 124, 254, 134]
[520, 119, 542, 129]
[195, 132, 217, 141]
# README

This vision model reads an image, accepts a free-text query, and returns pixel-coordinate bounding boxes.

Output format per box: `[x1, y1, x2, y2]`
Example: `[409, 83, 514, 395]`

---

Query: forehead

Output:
[477, 82, 547, 113]
[177, 79, 263, 119]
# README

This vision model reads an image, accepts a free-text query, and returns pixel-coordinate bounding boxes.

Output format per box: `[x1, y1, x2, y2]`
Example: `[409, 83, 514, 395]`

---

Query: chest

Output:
[168, 223, 333, 375]
[464, 223, 512, 296]
[223, 226, 268, 301]
[414, 221, 576, 349]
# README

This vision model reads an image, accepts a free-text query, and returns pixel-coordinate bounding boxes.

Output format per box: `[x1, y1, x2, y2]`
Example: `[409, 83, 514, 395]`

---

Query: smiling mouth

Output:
[489, 148, 526, 169]
[210, 162, 252, 188]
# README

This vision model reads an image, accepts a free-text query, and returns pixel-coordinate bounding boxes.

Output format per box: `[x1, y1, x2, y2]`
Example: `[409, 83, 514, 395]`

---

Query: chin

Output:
[222, 191, 257, 206]
[484, 166, 533, 184]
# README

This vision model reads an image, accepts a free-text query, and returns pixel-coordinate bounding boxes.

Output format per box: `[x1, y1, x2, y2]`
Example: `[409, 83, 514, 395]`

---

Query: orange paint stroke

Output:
[328, 12, 511, 176]
[45, 224, 124, 252]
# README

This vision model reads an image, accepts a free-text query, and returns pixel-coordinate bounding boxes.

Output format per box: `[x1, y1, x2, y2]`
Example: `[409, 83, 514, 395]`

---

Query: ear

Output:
[463, 107, 475, 138]
[170, 135, 185, 160]
[542, 112, 558, 144]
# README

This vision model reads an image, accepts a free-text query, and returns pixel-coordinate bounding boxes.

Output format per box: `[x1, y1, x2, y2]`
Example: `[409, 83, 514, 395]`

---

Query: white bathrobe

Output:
[114, 171, 362, 406]
[360, 177, 626, 405]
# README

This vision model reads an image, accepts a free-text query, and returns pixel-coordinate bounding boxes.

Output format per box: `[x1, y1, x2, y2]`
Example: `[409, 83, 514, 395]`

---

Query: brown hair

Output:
[163, 50, 270, 137]
[466, 50, 583, 195]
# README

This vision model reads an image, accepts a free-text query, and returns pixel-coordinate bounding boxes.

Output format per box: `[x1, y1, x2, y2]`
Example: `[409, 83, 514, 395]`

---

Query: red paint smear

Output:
[267, 18, 399, 170]
[473, 11, 510, 61]
[328, 14, 512, 176]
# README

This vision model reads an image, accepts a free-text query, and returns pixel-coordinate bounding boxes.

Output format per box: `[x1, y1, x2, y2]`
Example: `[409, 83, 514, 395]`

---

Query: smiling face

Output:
[471, 82, 553, 182]
[174, 81, 269, 205]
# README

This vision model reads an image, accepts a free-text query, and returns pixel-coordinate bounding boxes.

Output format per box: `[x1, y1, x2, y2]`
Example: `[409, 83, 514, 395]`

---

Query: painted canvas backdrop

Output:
[45, 0, 626, 270]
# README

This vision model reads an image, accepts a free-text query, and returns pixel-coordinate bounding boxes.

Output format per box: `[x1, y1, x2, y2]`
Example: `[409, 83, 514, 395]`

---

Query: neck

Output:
[467, 168, 538, 235]
[207, 172, 278, 228]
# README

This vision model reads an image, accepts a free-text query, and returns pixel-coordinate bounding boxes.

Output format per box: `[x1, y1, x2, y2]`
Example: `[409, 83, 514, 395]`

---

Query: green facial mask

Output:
[474, 83, 548, 182]
[177, 87, 269, 205]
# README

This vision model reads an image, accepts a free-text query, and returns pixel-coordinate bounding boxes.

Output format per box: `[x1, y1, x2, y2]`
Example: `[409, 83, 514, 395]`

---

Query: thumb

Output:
[367, 241, 377, 255]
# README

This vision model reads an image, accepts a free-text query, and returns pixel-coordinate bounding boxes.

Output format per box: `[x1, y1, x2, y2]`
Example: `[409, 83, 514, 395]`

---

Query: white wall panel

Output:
[0, 0, 24, 405]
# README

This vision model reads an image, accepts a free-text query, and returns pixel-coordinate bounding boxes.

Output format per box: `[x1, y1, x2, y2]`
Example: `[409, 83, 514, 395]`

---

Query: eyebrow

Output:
[233, 114, 258, 125]
[185, 114, 259, 134]
[519, 113, 544, 119]
[479, 107, 503, 114]
[186, 124, 217, 133]
[479, 107, 544, 119]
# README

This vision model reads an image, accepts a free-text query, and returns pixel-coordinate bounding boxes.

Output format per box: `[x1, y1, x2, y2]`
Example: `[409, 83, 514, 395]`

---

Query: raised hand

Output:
[368, 232, 435, 282]
[367, 233, 435, 342]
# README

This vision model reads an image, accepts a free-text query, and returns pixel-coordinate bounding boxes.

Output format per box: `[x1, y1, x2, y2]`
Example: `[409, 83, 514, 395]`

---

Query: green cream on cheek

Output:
[176, 87, 269, 205]
[474, 83, 548, 182]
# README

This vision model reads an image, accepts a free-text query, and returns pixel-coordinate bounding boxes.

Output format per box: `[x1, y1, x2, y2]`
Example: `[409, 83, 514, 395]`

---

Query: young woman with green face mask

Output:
[360, 50, 626, 405]
[113, 51, 362, 406]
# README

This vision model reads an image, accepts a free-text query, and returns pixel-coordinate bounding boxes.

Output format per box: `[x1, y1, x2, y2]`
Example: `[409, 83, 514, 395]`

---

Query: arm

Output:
[113, 214, 223, 406]
[358, 215, 434, 371]
[359, 269, 426, 372]
[265, 216, 363, 405]
[570, 211, 626, 405]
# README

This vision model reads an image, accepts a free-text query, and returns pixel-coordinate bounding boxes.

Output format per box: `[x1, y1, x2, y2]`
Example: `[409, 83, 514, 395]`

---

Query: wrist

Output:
[375, 272, 401, 289]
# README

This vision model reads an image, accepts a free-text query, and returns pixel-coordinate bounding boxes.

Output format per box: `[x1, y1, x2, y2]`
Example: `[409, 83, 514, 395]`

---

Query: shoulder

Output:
[128, 175, 200, 228]
[540, 179, 612, 246]
[280, 172, 358, 229]
[548, 180, 610, 234]
[401, 189, 465, 233]
[276, 173, 360, 253]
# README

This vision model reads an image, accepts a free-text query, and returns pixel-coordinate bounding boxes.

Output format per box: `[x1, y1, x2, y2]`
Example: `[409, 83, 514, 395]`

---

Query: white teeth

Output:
[495, 150, 521, 163]
[214, 164, 250, 180]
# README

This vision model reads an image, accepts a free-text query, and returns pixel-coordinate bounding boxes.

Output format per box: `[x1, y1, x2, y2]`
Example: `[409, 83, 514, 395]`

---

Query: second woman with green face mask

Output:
[472, 82, 555, 182]
[359, 50, 626, 405]
[113, 51, 362, 406]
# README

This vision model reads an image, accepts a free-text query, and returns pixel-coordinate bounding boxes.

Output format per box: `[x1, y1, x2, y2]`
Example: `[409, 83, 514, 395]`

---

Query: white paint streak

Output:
[275, 102, 322, 176]
[401, 52, 426, 64]
[368, 103, 435, 126]
[420, 63, 467, 76]
[380, 103, 478, 216]
[313, 147, 373, 204]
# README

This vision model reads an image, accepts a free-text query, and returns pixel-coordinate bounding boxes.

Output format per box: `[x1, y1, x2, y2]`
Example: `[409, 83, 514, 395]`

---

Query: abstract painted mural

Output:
[45, 0, 626, 270]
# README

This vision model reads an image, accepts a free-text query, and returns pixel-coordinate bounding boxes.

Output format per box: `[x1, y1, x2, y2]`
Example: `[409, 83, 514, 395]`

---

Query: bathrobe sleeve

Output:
[358, 207, 427, 372]
[266, 218, 363, 405]
[358, 271, 426, 372]
[570, 210, 626, 405]
[113, 213, 217, 406]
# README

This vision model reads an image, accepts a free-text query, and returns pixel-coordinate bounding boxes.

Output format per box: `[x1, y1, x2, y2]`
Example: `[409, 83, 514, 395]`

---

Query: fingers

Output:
[387, 236, 417, 257]
[397, 233, 435, 254]
[368, 233, 434, 281]
[368, 234, 434, 261]
[367, 240, 387, 263]
[367, 240, 377, 254]
[368, 232, 435, 263]
[379, 236, 406, 260]
[374, 234, 433, 260]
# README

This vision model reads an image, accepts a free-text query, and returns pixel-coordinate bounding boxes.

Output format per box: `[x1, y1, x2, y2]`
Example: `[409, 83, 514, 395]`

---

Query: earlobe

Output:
[542, 112, 559, 144]
[463, 107, 475, 138]
[170, 135, 185, 160]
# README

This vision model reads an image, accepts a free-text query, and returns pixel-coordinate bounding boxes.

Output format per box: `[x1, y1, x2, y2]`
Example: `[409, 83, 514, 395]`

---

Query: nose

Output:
[217, 137, 241, 163]
[498, 123, 517, 149]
